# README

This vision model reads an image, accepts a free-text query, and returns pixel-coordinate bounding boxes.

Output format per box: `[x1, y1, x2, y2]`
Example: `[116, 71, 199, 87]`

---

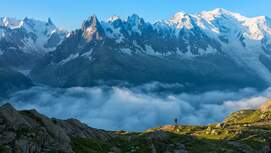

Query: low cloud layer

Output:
[2, 84, 271, 131]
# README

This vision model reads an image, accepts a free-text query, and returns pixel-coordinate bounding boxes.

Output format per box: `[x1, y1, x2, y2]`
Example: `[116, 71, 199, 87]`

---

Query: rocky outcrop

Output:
[260, 100, 271, 112]
[0, 103, 112, 153]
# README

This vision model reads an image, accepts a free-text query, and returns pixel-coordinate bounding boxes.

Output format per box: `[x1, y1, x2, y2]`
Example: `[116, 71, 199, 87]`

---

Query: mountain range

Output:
[2, 8, 271, 96]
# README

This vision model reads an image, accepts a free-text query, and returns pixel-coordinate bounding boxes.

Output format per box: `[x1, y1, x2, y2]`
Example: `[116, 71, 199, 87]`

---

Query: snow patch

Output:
[59, 53, 79, 65]
[81, 49, 93, 61]
[198, 46, 217, 55]
[120, 48, 132, 55]
[107, 16, 120, 22]
[17, 69, 31, 76]
[0, 17, 23, 29]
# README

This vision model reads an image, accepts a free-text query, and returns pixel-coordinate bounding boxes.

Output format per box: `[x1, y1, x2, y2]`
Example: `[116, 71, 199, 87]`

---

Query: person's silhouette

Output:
[174, 118, 178, 125]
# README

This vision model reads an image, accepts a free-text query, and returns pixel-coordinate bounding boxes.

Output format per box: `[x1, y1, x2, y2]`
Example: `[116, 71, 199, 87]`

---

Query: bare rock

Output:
[146, 130, 169, 141]
[259, 100, 271, 112]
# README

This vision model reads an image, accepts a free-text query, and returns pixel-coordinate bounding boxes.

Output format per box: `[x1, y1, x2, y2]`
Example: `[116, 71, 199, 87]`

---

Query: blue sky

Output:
[0, 0, 270, 30]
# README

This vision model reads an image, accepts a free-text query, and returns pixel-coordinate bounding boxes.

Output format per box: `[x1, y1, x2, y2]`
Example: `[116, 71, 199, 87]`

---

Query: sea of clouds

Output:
[2, 83, 271, 131]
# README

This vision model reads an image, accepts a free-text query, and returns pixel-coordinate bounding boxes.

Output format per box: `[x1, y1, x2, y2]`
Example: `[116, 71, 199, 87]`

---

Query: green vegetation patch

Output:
[72, 137, 111, 153]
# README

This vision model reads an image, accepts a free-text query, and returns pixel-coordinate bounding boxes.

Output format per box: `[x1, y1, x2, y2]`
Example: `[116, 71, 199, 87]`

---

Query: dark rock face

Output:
[81, 15, 105, 42]
[31, 46, 266, 91]
[0, 103, 112, 153]
[0, 43, 41, 70]
[0, 103, 73, 153]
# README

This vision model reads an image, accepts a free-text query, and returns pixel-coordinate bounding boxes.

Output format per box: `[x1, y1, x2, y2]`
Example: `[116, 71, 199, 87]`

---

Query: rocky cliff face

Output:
[2, 101, 271, 153]
[0, 103, 112, 153]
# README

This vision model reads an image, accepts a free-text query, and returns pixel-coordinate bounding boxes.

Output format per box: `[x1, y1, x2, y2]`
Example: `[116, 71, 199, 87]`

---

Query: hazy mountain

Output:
[0, 17, 67, 70]
[0, 62, 32, 98]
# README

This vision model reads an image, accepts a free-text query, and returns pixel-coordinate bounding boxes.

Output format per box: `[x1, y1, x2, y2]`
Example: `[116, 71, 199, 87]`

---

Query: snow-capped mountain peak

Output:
[197, 8, 271, 41]
[82, 15, 99, 29]
[0, 16, 67, 55]
[126, 14, 145, 34]
[22, 17, 57, 34]
[171, 12, 189, 22]
[200, 8, 247, 22]
[251, 16, 271, 28]
[168, 12, 196, 29]
[47, 18, 54, 26]
[127, 14, 145, 27]
[207, 8, 238, 16]
[0, 17, 23, 29]
[107, 15, 121, 23]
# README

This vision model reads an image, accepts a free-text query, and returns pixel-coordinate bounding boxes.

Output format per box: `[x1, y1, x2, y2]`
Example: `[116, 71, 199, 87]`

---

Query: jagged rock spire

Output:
[81, 15, 105, 41]
[47, 17, 54, 26]
[127, 14, 145, 25]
